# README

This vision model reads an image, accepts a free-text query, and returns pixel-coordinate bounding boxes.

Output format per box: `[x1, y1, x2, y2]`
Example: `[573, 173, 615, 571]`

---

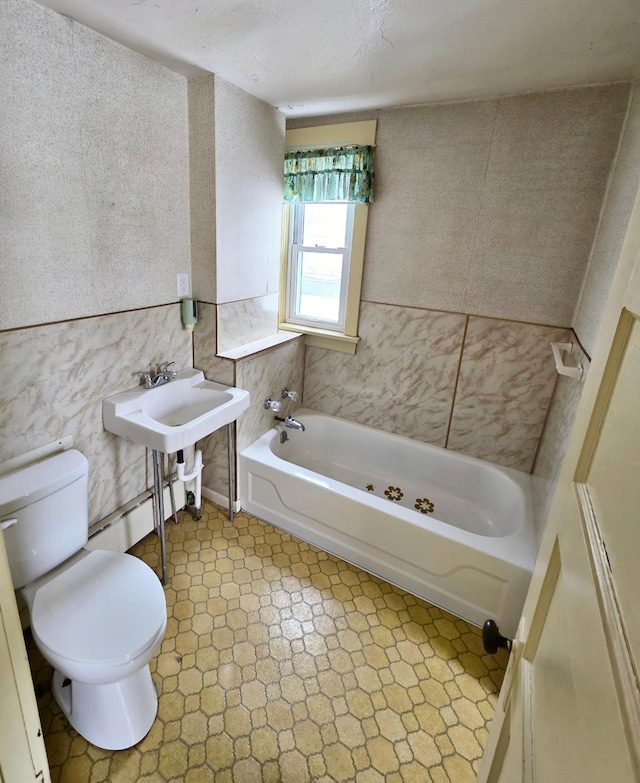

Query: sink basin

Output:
[102, 368, 250, 453]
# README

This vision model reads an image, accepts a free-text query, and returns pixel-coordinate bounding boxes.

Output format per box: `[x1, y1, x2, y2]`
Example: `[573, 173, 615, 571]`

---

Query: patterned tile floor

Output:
[27, 500, 508, 783]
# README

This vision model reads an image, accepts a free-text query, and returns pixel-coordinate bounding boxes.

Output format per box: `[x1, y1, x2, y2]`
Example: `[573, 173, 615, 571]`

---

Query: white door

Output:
[477, 187, 640, 782]
[0, 528, 50, 783]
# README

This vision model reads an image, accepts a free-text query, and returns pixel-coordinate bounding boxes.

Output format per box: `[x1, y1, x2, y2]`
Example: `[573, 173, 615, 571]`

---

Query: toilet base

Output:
[52, 665, 158, 750]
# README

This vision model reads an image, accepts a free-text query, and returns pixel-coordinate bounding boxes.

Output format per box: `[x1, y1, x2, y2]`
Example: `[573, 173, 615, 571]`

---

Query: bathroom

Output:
[2, 0, 640, 779]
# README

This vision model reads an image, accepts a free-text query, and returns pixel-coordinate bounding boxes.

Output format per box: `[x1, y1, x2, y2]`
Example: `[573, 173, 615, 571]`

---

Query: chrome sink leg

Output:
[227, 423, 235, 523]
[152, 449, 168, 585]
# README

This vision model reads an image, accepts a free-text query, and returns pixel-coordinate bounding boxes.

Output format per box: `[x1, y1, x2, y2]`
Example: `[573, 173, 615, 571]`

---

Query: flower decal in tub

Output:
[415, 498, 435, 514]
[366, 484, 375, 491]
[384, 486, 404, 501]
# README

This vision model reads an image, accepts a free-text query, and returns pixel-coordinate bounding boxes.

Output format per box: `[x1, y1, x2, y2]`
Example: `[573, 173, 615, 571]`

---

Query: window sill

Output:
[217, 331, 303, 361]
[278, 322, 359, 354]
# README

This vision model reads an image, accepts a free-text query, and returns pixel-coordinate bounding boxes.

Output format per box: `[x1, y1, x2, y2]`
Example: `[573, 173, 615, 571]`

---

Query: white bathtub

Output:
[239, 410, 536, 637]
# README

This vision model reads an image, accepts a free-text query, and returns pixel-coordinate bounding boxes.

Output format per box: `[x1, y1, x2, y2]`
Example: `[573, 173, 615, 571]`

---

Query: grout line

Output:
[445, 315, 469, 449]
[530, 366, 562, 476]
[360, 298, 571, 331]
[0, 301, 183, 334]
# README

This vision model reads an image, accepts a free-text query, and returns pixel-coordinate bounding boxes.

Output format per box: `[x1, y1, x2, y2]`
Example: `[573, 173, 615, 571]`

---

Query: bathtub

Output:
[239, 410, 536, 637]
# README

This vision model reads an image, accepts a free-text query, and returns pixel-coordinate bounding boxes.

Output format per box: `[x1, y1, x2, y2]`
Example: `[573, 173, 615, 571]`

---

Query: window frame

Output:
[279, 121, 376, 354]
[285, 202, 354, 332]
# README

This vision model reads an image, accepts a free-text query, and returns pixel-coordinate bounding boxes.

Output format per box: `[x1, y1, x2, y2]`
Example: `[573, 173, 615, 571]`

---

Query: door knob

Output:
[482, 619, 512, 654]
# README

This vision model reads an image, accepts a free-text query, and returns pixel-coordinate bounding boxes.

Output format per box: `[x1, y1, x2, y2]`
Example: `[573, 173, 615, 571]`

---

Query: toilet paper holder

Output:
[551, 342, 584, 381]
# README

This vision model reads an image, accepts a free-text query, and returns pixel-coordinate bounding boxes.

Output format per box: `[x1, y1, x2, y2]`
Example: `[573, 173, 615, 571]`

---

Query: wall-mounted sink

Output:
[103, 368, 250, 453]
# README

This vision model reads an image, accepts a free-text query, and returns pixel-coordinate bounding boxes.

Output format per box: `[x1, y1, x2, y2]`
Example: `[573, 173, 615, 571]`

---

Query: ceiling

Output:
[36, 0, 640, 117]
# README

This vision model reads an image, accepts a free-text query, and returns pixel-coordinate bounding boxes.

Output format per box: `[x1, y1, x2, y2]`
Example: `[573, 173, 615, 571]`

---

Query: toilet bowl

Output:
[25, 549, 167, 750]
[0, 450, 167, 750]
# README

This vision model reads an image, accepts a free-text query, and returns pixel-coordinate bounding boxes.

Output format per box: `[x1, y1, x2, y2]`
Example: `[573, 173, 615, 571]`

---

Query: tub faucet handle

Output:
[264, 397, 282, 412]
[281, 388, 299, 401]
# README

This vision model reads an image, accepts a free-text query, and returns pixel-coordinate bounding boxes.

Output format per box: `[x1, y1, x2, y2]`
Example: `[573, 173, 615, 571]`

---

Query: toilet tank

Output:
[0, 449, 89, 589]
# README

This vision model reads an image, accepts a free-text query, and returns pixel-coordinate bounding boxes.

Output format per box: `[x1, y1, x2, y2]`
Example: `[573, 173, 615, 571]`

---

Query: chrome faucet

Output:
[275, 415, 305, 432]
[139, 362, 177, 389]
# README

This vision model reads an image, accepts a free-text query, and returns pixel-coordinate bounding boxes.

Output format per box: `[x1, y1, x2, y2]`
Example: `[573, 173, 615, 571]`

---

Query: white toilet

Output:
[0, 449, 167, 750]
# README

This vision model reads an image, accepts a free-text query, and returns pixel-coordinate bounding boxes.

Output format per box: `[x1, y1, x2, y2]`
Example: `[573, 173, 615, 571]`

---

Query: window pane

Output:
[296, 251, 342, 322]
[302, 204, 348, 248]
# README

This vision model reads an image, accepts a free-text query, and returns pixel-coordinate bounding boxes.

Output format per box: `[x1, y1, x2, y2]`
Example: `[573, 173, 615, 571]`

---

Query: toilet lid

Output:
[31, 550, 166, 665]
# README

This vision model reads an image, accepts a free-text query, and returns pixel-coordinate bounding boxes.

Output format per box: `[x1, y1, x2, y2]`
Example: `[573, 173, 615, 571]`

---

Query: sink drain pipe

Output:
[176, 449, 203, 521]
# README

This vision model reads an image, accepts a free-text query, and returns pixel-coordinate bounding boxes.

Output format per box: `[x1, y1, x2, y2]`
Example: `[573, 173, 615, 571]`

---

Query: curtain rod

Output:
[285, 143, 377, 152]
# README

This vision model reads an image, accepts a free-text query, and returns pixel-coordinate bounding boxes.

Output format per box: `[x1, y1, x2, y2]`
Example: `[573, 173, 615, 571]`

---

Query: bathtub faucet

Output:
[275, 415, 305, 432]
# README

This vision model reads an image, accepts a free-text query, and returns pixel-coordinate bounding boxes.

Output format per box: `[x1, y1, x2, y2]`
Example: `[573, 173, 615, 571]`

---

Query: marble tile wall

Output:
[192, 302, 305, 501]
[216, 294, 280, 353]
[447, 318, 571, 472]
[0, 305, 192, 526]
[192, 302, 236, 386]
[303, 303, 571, 474]
[304, 303, 466, 447]
[531, 342, 590, 543]
[199, 337, 304, 501]
[192, 302, 235, 501]
[235, 337, 305, 455]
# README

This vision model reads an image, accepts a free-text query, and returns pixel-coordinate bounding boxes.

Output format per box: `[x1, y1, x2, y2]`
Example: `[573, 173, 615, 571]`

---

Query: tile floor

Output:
[28, 500, 509, 783]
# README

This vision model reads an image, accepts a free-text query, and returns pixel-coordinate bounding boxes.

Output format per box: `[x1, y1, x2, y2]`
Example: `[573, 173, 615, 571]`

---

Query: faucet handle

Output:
[281, 388, 299, 401]
[157, 361, 177, 378]
[138, 371, 152, 389]
[264, 397, 282, 412]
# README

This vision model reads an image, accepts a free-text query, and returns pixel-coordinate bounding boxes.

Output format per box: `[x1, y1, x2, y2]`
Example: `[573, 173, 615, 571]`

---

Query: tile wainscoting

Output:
[304, 301, 572, 474]
[193, 298, 584, 545]
[0, 304, 192, 525]
[531, 342, 590, 543]
[194, 302, 305, 503]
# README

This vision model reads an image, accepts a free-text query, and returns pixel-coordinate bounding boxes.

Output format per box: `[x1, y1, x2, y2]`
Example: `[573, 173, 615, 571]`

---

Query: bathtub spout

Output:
[274, 415, 305, 432]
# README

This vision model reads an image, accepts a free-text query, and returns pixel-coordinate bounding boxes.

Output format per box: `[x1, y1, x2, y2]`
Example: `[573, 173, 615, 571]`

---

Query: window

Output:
[279, 121, 377, 354]
[286, 202, 354, 331]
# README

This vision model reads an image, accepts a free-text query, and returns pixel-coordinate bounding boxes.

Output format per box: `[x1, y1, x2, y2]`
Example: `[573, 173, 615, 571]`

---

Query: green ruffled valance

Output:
[284, 145, 375, 203]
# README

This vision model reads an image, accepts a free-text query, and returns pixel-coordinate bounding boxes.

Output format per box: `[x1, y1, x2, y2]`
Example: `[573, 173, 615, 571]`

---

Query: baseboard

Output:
[201, 486, 241, 514]
[86, 481, 186, 554]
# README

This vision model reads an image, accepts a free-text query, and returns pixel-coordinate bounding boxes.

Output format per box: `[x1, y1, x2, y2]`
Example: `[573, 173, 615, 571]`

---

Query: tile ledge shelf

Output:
[217, 331, 303, 361]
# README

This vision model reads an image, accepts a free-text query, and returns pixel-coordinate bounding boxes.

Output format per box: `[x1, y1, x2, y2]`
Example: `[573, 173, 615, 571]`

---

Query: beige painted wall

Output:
[289, 84, 629, 329]
[0, 5, 293, 517]
[1, 0, 190, 330]
[1, 0, 193, 525]
[574, 85, 640, 355]
[188, 74, 218, 303]
[214, 77, 285, 304]
[6, 0, 636, 529]
[189, 74, 285, 355]
[287, 85, 632, 483]
[531, 85, 640, 539]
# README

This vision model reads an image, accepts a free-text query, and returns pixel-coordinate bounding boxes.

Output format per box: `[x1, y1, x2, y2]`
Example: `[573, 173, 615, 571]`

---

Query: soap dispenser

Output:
[181, 298, 198, 331]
